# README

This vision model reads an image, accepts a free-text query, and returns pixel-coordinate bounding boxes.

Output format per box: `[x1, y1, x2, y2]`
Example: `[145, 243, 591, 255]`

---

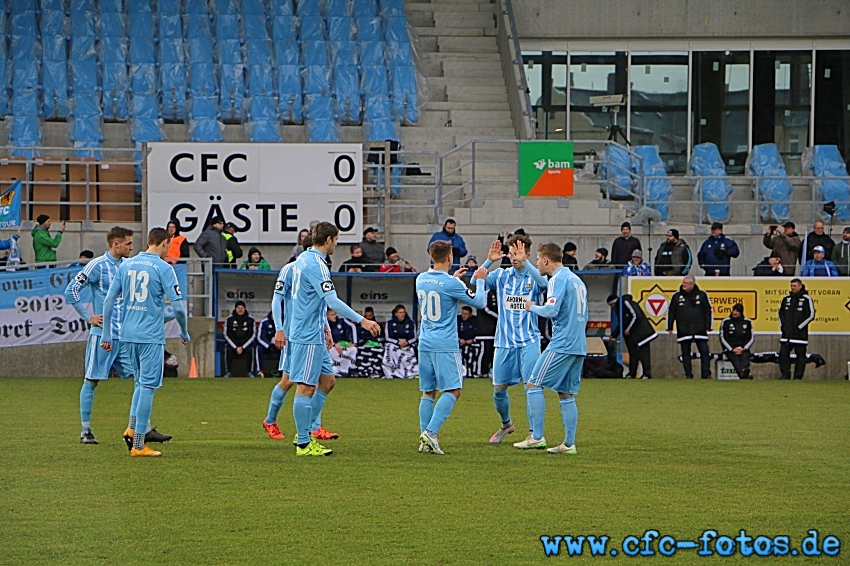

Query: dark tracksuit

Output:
[225, 310, 256, 376]
[615, 294, 657, 378]
[255, 311, 279, 375]
[667, 284, 713, 378]
[720, 316, 754, 378]
[457, 314, 481, 377]
[386, 315, 417, 346]
[778, 285, 815, 379]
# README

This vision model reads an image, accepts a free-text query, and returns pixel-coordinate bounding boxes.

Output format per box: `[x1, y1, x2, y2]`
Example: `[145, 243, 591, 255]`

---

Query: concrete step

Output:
[428, 76, 505, 87]
[405, 2, 493, 12]
[434, 11, 495, 28]
[422, 52, 502, 63]
[437, 36, 498, 53]
[415, 27, 484, 36]
[442, 59, 503, 77]
[447, 84, 508, 102]
[424, 101, 510, 111]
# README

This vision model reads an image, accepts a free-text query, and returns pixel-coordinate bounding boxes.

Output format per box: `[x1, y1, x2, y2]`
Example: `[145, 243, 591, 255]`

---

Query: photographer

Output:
[763, 221, 802, 276]
[379, 247, 417, 273]
[697, 222, 739, 276]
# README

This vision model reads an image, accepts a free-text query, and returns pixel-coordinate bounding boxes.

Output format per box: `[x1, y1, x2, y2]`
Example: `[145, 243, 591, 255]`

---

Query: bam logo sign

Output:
[519, 141, 575, 197]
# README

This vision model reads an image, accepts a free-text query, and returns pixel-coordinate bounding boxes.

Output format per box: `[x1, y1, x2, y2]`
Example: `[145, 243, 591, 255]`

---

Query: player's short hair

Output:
[312, 222, 338, 246]
[508, 233, 532, 250]
[303, 233, 313, 248]
[106, 226, 134, 245]
[148, 227, 170, 247]
[537, 242, 561, 263]
[429, 240, 452, 263]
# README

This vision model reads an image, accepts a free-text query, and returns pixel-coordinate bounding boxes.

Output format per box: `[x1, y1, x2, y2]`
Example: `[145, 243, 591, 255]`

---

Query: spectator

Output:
[667, 275, 713, 379]
[327, 308, 358, 376]
[457, 305, 482, 378]
[833, 227, 850, 276]
[697, 222, 739, 276]
[356, 307, 384, 344]
[32, 214, 65, 263]
[778, 278, 815, 380]
[339, 244, 366, 272]
[475, 288, 498, 378]
[0, 229, 21, 268]
[611, 222, 641, 268]
[255, 310, 280, 378]
[654, 229, 692, 276]
[561, 242, 578, 268]
[608, 294, 656, 379]
[720, 303, 754, 379]
[801, 246, 838, 277]
[753, 251, 786, 276]
[382, 304, 418, 378]
[496, 231, 513, 268]
[224, 300, 257, 377]
[78, 250, 94, 261]
[583, 247, 610, 270]
[240, 247, 271, 270]
[428, 218, 467, 271]
[465, 256, 478, 269]
[622, 249, 651, 276]
[379, 247, 416, 273]
[804, 220, 835, 262]
[352, 307, 384, 377]
[223, 222, 243, 266]
[165, 220, 189, 263]
[288, 229, 310, 262]
[193, 216, 228, 265]
[763, 221, 802, 275]
[360, 227, 385, 271]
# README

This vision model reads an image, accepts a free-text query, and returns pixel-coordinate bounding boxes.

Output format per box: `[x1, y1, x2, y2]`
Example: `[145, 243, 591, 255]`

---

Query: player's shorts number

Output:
[127, 270, 150, 302]
[417, 290, 441, 322]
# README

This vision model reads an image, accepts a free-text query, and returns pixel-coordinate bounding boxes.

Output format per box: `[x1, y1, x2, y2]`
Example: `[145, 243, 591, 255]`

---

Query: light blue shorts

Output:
[288, 343, 334, 386]
[278, 342, 291, 374]
[124, 342, 166, 389]
[85, 334, 134, 380]
[419, 351, 463, 393]
[528, 349, 584, 395]
[493, 342, 540, 387]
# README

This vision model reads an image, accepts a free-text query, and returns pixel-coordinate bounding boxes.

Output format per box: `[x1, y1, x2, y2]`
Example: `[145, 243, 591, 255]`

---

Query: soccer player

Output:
[288, 222, 380, 456]
[480, 235, 549, 444]
[518, 242, 587, 455]
[64, 227, 145, 444]
[417, 240, 488, 455]
[101, 228, 190, 457]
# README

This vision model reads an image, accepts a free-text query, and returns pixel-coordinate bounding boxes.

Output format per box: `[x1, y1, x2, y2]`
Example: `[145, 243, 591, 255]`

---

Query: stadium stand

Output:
[746, 144, 794, 223]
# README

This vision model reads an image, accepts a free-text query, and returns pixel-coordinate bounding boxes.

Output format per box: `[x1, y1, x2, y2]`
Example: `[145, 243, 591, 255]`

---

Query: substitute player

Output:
[417, 240, 487, 455]
[480, 235, 549, 444]
[101, 228, 190, 457]
[519, 243, 587, 454]
[288, 222, 380, 456]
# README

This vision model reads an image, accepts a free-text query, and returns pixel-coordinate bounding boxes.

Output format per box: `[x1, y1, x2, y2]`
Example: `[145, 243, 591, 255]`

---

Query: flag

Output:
[0, 180, 22, 229]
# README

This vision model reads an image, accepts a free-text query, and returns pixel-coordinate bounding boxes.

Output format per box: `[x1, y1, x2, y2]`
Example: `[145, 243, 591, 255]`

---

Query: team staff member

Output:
[608, 294, 656, 379]
[778, 278, 815, 380]
[225, 300, 257, 377]
[165, 220, 189, 263]
[720, 303, 754, 379]
[667, 275, 714, 379]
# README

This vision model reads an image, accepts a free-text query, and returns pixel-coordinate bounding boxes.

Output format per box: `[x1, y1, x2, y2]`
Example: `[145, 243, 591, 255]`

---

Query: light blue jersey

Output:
[416, 269, 485, 352]
[64, 252, 123, 338]
[531, 267, 587, 355]
[272, 262, 295, 335]
[102, 252, 185, 345]
[482, 259, 547, 348]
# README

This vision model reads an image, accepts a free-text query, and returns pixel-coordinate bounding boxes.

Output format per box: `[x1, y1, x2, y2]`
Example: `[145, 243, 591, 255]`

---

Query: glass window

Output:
[630, 52, 689, 173]
[569, 52, 628, 142]
[523, 51, 568, 139]
[692, 51, 750, 173]
[814, 50, 850, 163]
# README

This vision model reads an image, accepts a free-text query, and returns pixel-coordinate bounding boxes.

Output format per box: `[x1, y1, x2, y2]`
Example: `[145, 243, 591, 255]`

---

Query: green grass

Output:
[1, 377, 849, 565]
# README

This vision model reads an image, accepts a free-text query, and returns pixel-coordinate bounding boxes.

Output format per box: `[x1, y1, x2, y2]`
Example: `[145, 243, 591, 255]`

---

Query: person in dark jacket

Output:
[763, 222, 802, 275]
[610, 222, 642, 268]
[382, 304, 419, 378]
[803, 220, 835, 262]
[720, 303, 754, 379]
[193, 216, 228, 265]
[667, 275, 714, 379]
[360, 227, 385, 271]
[832, 227, 850, 276]
[561, 242, 578, 268]
[583, 247, 610, 269]
[608, 294, 656, 379]
[697, 222, 740, 276]
[327, 308, 358, 375]
[339, 244, 366, 272]
[752, 251, 786, 276]
[778, 278, 815, 379]
[225, 300, 256, 377]
[475, 288, 498, 377]
[223, 222, 243, 266]
[356, 306, 384, 344]
[427, 219, 467, 271]
[457, 306, 482, 377]
[654, 229, 692, 276]
[255, 310, 280, 377]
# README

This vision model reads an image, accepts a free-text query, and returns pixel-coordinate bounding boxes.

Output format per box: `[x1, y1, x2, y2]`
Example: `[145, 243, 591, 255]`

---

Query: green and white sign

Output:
[518, 141, 574, 197]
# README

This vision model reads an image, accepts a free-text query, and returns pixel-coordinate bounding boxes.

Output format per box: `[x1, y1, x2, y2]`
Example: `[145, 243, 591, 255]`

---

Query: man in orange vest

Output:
[165, 221, 189, 264]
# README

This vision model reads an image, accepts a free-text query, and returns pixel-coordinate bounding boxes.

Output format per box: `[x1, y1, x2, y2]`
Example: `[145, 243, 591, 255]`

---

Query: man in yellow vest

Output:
[223, 222, 244, 267]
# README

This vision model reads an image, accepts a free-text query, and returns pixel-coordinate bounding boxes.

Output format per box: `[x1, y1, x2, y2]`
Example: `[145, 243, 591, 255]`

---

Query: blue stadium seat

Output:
[219, 63, 246, 121]
[272, 16, 297, 40]
[0, 67, 7, 116]
[128, 12, 154, 37]
[102, 63, 130, 121]
[247, 64, 275, 95]
[326, 0, 351, 17]
[11, 35, 40, 60]
[358, 41, 384, 66]
[12, 0, 38, 10]
[805, 145, 850, 222]
[42, 0, 65, 9]
[184, 14, 212, 39]
[383, 17, 409, 42]
[304, 94, 336, 120]
[303, 65, 331, 96]
[331, 41, 358, 66]
[279, 93, 303, 124]
[189, 62, 217, 96]
[215, 14, 241, 39]
[363, 118, 397, 142]
[246, 108, 283, 142]
[244, 14, 270, 39]
[99, 0, 124, 12]
[363, 94, 392, 121]
[351, 0, 377, 17]
[70, 115, 105, 150]
[271, 0, 294, 16]
[296, 0, 323, 16]
[69, 0, 95, 10]
[211, 0, 239, 14]
[11, 11, 37, 36]
[747, 143, 793, 223]
[183, 0, 209, 14]
[130, 117, 165, 144]
[129, 37, 156, 64]
[70, 92, 102, 118]
[187, 38, 215, 63]
[333, 65, 361, 123]
[355, 17, 381, 41]
[70, 36, 97, 61]
[130, 63, 157, 94]
[130, 93, 159, 119]
[302, 41, 329, 65]
[390, 64, 418, 123]
[386, 40, 413, 66]
[155, 0, 181, 12]
[300, 16, 326, 40]
[328, 17, 354, 41]
[11, 89, 41, 116]
[688, 143, 733, 223]
[157, 14, 182, 38]
[40, 10, 67, 36]
[99, 12, 126, 37]
[245, 39, 273, 65]
[277, 64, 302, 95]
[243, 0, 269, 15]
[8, 115, 42, 153]
[12, 60, 40, 90]
[274, 40, 300, 65]
[218, 39, 244, 64]
[43, 61, 69, 119]
[361, 65, 389, 96]
[379, 0, 404, 18]
[160, 64, 188, 120]
[70, 60, 100, 93]
[306, 120, 342, 142]
[189, 117, 225, 141]
[158, 38, 184, 64]
[188, 94, 219, 119]
[632, 145, 673, 221]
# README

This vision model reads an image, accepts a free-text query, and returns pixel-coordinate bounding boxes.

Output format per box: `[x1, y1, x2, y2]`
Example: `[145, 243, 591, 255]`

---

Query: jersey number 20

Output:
[127, 270, 150, 302]
[417, 290, 442, 322]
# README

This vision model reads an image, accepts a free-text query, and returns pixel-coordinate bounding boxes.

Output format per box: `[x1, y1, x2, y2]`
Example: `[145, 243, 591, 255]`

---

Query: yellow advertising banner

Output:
[627, 277, 850, 334]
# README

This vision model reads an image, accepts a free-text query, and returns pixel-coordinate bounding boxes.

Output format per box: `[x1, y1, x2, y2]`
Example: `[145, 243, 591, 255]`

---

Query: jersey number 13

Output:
[127, 270, 150, 302]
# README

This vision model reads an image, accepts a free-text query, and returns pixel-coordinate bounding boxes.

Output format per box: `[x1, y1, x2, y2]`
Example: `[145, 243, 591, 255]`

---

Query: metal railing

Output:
[497, 0, 536, 140]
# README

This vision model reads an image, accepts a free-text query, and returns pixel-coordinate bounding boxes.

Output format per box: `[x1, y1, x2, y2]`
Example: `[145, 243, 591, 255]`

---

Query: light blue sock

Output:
[133, 387, 156, 450]
[128, 379, 141, 429]
[560, 397, 578, 446]
[309, 390, 327, 431]
[524, 387, 533, 432]
[493, 387, 510, 424]
[79, 380, 96, 432]
[418, 397, 435, 433]
[425, 393, 457, 435]
[526, 387, 545, 440]
[266, 384, 287, 424]
[292, 395, 313, 446]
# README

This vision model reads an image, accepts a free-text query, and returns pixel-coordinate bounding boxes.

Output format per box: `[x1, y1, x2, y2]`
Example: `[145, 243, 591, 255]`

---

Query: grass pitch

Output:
[1, 377, 849, 565]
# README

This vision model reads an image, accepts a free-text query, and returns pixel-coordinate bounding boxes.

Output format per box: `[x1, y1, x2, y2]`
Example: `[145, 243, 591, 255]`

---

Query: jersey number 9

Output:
[417, 290, 442, 322]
